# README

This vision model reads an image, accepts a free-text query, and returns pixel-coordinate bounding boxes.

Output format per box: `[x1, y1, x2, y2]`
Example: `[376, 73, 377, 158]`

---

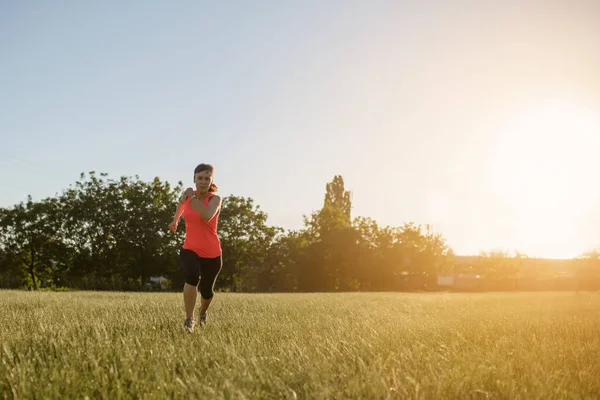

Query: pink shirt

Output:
[182, 192, 222, 258]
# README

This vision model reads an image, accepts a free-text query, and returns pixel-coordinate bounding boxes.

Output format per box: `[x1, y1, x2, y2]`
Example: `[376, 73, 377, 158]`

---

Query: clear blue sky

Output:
[2, 1, 600, 258]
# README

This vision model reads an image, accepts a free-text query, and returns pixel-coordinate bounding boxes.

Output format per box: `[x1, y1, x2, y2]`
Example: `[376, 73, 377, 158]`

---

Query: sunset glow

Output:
[486, 99, 600, 258]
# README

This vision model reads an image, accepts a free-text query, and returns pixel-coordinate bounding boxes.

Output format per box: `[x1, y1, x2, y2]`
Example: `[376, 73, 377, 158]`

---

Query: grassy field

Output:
[1, 291, 599, 399]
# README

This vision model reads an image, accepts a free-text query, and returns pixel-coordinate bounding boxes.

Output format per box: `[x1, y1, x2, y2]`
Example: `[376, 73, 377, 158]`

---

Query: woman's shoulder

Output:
[208, 193, 222, 201]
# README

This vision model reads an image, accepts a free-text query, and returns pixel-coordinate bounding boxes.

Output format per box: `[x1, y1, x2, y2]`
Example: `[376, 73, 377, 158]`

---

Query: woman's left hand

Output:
[184, 187, 195, 198]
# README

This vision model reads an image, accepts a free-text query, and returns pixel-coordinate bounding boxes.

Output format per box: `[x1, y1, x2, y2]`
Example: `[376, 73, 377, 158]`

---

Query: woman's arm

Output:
[172, 201, 185, 223]
[174, 190, 190, 221]
[189, 194, 222, 222]
[168, 192, 188, 232]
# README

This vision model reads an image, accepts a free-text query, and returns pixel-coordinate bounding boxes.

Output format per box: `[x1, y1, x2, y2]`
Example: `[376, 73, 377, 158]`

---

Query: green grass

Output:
[1, 291, 599, 399]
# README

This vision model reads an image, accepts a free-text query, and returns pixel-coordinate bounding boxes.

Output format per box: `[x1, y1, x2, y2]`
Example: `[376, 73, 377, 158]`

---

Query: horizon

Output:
[2, 1, 599, 259]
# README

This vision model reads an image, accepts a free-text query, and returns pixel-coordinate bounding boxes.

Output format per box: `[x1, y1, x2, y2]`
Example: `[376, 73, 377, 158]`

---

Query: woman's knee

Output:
[199, 284, 215, 300]
[185, 275, 200, 287]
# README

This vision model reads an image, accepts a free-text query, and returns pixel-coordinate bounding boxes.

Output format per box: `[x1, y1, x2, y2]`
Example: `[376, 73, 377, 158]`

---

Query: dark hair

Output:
[194, 163, 218, 192]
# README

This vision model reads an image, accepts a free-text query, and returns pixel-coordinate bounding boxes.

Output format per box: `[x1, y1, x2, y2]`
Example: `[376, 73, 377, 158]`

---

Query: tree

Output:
[0, 196, 64, 290]
[59, 172, 123, 286]
[575, 247, 600, 290]
[0, 207, 28, 288]
[114, 175, 185, 289]
[298, 175, 360, 291]
[217, 195, 280, 292]
[255, 229, 309, 292]
[478, 250, 523, 279]
[35, 171, 183, 289]
[0, 170, 463, 293]
[353, 217, 401, 290]
[324, 175, 352, 224]
[56, 171, 184, 290]
[380, 223, 446, 289]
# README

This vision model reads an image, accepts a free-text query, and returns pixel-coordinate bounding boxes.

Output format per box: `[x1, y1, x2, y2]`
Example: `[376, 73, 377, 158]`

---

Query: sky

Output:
[1, 0, 599, 259]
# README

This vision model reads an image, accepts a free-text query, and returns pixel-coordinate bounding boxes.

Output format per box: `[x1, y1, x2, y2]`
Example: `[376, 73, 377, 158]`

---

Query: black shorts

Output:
[179, 248, 222, 299]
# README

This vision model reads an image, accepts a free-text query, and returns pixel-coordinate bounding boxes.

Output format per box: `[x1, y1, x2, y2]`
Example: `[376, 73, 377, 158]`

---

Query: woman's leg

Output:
[179, 249, 201, 330]
[183, 283, 198, 319]
[198, 255, 223, 321]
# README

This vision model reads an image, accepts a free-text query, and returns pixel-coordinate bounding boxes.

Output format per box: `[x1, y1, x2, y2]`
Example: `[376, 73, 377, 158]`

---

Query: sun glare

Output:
[487, 99, 600, 258]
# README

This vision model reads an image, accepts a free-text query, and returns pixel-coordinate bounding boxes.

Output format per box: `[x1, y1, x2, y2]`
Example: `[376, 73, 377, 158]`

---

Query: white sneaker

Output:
[184, 317, 196, 333]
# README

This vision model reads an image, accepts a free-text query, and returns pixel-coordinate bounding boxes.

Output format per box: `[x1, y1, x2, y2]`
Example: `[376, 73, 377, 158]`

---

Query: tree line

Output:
[1, 172, 599, 291]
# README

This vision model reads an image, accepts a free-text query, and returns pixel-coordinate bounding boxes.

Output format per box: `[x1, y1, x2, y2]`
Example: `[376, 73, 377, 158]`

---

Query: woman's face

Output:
[194, 170, 213, 193]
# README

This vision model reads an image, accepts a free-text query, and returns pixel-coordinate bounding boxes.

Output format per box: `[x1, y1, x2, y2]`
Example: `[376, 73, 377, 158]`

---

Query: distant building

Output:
[454, 273, 482, 290]
[436, 275, 454, 287]
[437, 255, 579, 291]
[145, 276, 169, 291]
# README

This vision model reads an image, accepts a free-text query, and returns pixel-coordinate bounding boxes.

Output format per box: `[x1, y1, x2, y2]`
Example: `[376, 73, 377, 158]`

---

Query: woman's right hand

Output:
[168, 221, 178, 232]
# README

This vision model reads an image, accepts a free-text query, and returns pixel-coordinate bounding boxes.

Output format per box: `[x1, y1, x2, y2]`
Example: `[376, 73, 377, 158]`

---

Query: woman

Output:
[168, 163, 223, 333]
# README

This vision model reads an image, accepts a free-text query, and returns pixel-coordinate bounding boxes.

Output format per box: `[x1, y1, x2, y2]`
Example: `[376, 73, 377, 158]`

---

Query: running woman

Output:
[168, 163, 223, 333]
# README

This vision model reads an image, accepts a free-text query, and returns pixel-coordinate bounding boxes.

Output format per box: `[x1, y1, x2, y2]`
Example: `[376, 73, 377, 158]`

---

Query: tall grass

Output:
[1, 291, 599, 399]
